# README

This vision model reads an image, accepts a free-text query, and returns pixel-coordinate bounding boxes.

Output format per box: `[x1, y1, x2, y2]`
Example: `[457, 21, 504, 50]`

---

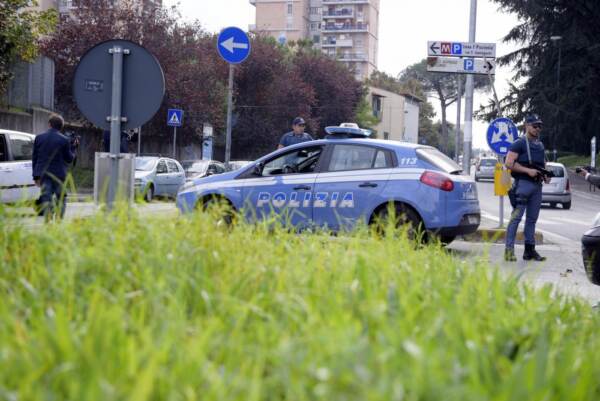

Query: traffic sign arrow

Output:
[484, 60, 494, 73]
[220, 37, 250, 54]
[429, 42, 440, 55]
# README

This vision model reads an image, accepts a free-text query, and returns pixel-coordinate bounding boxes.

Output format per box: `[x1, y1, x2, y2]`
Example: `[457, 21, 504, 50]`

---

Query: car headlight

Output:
[592, 212, 600, 228]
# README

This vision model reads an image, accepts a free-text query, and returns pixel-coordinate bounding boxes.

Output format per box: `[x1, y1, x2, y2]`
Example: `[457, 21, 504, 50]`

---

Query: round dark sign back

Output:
[73, 40, 165, 130]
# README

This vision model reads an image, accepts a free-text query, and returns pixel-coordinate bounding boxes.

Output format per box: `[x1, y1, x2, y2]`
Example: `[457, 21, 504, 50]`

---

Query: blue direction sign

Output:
[167, 109, 183, 127]
[487, 117, 519, 156]
[217, 27, 251, 64]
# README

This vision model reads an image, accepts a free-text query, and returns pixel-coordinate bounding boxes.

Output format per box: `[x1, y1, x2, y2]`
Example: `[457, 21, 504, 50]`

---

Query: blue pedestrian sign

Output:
[217, 27, 251, 64]
[487, 117, 519, 156]
[167, 109, 183, 127]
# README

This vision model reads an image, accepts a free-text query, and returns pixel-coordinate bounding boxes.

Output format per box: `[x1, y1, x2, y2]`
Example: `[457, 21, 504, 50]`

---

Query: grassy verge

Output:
[1, 208, 600, 400]
[68, 166, 94, 192]
[557, 154, 600, 168]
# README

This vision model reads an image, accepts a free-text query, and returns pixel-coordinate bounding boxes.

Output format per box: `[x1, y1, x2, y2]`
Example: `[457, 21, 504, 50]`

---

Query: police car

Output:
[177, 126, 480, 244]
[0, 129, 39, 203]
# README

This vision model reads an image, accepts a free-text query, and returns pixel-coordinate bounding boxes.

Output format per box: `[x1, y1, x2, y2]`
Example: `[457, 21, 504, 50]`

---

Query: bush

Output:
[1, 208, 599, 400]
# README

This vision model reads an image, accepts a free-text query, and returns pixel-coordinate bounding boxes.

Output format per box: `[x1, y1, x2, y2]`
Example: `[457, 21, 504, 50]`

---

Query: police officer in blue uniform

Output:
[278, 117, 314, 149]
[504, 114, 550, 262]
[32, 114, 77, 220]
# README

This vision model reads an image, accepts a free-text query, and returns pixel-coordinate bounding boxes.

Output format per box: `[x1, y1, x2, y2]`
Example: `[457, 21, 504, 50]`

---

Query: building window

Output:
[309, 7, 320, 15]
[313, 35, 320, 44]
[287, 3, 293, 14]
[384, 132, 390, 140]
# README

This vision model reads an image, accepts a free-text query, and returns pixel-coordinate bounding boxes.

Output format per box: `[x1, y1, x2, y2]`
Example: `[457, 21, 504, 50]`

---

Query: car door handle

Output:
[359, 182, 378, 188]
[293, 185, 311, 191]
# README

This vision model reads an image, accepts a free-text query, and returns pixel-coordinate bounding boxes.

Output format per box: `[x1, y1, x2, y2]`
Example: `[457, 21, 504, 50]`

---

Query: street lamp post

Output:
[550, 35, 562, 158]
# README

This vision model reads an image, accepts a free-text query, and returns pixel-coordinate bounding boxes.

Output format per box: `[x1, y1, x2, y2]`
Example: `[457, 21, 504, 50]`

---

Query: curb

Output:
[462, 228, 544, 245]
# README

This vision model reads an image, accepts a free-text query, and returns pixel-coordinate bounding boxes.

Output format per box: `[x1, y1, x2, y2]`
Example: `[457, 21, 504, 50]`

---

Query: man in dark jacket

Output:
[32, 114, 77, 220]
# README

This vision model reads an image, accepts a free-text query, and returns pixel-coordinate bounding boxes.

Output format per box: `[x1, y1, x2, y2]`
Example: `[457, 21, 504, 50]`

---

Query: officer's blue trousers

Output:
[505, 179, 542, 249]
[39, 176, 67, 220]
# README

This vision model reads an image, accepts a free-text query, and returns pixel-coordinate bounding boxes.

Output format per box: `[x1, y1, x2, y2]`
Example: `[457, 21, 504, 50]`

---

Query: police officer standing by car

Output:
[504, 114, 550, 262]
[278, 117, 313, 149]
[32, 114, 78, 221]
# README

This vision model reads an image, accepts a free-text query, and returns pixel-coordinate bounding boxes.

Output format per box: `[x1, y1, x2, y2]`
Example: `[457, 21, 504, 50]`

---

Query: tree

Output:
[0, 0, 57, 98]
[399, 59, 488, 155]
[478, 0, 600, 154]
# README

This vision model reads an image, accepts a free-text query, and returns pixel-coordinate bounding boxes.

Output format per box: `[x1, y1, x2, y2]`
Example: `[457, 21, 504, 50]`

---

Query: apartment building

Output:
[250, 0, 379, 81]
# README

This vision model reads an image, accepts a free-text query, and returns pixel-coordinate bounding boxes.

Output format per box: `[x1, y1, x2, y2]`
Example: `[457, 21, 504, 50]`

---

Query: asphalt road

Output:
[475, 173, 598, 244]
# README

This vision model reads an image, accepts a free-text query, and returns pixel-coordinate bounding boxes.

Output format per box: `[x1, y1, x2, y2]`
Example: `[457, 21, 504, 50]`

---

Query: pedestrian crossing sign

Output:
[167, 109, 183, 127]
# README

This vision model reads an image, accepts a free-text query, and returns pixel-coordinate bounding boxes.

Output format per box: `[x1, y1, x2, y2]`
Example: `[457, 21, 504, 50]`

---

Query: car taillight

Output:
[420, 171, 454, 192]
[566, 179, 570, 192]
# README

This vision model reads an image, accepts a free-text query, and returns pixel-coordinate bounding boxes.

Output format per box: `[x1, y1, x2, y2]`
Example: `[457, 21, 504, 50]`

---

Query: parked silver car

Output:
[181, 160, 226, 181]
[541, 162, 571, 209]
[474, 157, 497, 181]
[135, 156, 185, 201]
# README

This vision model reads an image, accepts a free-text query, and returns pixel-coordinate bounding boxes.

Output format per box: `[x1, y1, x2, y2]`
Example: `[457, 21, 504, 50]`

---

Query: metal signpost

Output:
[427, 57, 495, 75]
[202, 123, 214, 161]
[217, 27, 251, 168]
[487, 117, 519, 227]
[73, 39, 165, 209]
[592, 136, 597, 169]
[167, 108, 183, 158]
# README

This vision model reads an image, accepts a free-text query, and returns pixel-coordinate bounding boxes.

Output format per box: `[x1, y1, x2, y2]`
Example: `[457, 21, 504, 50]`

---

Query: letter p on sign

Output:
[464, 59, 474, 71]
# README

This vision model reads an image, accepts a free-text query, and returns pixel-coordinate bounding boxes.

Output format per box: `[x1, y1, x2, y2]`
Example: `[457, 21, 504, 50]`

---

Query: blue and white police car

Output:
[176, 126, 480, 244]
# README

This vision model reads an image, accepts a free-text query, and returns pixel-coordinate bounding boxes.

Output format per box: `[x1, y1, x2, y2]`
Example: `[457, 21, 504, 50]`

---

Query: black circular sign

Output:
[73, 40, 165, 130]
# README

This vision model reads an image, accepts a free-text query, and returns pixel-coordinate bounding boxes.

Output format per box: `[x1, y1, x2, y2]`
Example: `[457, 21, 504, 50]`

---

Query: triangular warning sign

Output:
[169, 112, 180, 125]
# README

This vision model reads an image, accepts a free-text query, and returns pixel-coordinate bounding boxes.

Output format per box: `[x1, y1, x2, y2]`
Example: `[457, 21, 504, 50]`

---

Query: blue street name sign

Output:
[167, 109, 183, 127]
[217, 27, 251, 64]
[487, 117, 519, 156]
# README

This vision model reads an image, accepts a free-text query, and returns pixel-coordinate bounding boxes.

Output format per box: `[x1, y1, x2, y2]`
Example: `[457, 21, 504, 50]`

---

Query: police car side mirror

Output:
[253, 163, 264, 176]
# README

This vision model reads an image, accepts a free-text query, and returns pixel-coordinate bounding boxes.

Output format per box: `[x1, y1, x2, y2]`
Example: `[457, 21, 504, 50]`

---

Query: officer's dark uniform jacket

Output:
[509, 136, 545, 182]
[32, 128, 75, 181]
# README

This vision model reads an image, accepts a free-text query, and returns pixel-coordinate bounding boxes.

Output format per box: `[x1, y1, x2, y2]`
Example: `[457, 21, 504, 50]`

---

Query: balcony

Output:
[58, 0, 75, 13]
[323, 0, 369, 4]
[322, 38, 354, 47]
[322, 23, 369, 32]
[337, 52, 368, 61]
[322, 9, 354, 18]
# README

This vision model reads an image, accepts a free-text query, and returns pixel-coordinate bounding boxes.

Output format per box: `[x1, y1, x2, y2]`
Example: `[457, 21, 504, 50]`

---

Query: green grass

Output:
[69, 166, 94, 191]
[1, 207, 600, 400]
[557, 154, 600, 168]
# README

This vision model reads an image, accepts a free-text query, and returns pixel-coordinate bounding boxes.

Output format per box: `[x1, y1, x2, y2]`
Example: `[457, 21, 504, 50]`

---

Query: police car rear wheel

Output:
[375, 204, 426, 242]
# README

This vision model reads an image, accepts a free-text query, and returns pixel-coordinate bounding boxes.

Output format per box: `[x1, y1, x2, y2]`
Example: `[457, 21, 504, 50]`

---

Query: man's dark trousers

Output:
[39, 176, 67, 219]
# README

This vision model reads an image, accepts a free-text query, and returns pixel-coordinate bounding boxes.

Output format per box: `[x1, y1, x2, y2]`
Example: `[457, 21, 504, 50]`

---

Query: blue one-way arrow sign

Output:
[217, 27, 251, 64]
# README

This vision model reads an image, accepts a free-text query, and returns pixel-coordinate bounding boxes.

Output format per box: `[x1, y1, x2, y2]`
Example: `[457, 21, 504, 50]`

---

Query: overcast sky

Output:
[164, 0, 522, 149]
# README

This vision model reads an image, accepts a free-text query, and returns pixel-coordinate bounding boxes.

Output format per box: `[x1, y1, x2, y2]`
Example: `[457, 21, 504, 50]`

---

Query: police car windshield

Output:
[136, 158, 158, 171]
[416, 148, 462, 174]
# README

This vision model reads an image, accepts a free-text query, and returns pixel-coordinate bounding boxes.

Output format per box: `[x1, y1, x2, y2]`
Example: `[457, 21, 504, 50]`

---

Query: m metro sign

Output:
[426, 57, 496, 75]
[428, 41, 496, 58]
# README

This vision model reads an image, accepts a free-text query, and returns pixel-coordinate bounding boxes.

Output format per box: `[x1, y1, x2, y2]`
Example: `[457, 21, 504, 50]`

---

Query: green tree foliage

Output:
[400, 59, 488, 156]
[41, 1, 363, 159]
[0, 0, 57, 98]
[478, 0, 600, 153]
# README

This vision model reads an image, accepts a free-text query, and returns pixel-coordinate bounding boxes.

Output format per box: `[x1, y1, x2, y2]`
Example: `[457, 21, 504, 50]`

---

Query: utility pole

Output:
[455, 74, 462, 163]
[462, 0, 477, 175]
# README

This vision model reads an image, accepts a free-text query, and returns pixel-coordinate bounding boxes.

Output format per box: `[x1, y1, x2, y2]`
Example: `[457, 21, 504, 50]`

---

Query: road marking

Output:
[545, 216, 590, 226]
[481, 211, 574, 244]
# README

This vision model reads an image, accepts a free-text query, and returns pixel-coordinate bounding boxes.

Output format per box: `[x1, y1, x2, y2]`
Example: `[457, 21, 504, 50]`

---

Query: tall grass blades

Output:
[0, 207, 599, 401]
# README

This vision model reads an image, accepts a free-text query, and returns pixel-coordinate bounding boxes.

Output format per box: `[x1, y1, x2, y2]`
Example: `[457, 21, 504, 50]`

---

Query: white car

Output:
[135, 156, 186, 201]
[0, 129, 39, 203]
[542, 162, 571, 209]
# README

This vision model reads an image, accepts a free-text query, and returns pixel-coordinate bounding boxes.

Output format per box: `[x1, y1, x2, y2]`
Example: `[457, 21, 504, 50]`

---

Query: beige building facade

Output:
[369, 86, 421, 144]
[250, 0, 379, 80]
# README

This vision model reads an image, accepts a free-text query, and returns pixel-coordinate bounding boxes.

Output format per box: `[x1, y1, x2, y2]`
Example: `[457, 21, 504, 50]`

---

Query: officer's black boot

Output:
[523, 243, 546, 261]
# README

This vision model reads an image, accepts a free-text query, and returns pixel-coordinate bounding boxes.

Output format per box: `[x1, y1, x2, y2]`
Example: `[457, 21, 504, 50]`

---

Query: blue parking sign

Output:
[452, 43, 463, 55]
[464, 59, 474, 71]
[167, 109, 183, 127]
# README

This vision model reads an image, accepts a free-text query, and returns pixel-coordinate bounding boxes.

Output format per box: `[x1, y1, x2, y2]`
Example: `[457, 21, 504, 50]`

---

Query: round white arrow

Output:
[220, 37, 249, 53]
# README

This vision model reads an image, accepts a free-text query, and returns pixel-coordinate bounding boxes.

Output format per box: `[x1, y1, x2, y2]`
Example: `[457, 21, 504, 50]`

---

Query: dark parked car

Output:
[181, 160, 226, 181]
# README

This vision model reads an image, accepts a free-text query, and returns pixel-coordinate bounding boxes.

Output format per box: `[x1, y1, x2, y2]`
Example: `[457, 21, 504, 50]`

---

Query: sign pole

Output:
[173, 126, 177, 158]
[455, 74, 462, 162]
[137, 126, 142, 155]
[462, 0, 478, 175]
[225, 63, 234, 168]
[108, 45, 127, 210]
[592, 136, 597, 169]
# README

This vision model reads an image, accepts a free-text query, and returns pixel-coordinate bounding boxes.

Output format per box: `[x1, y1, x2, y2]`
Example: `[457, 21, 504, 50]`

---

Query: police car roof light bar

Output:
[324, 126, 371, 139]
